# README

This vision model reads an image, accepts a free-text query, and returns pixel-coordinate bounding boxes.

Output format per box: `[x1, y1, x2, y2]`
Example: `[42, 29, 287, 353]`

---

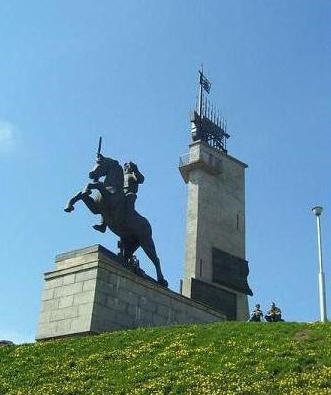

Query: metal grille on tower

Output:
[191, 67, 230, 153]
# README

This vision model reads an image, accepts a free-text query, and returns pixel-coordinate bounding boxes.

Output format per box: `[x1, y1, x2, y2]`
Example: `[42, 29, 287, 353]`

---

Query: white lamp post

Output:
[312, 206, 327, 322]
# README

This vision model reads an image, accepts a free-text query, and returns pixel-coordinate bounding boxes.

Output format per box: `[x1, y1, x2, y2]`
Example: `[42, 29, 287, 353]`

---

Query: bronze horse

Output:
[64, 153, 168, 287]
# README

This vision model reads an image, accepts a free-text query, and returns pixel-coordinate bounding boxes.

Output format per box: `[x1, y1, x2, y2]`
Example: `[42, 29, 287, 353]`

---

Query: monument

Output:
[36, 69, 253, 340]
[179, 68, 252, 320]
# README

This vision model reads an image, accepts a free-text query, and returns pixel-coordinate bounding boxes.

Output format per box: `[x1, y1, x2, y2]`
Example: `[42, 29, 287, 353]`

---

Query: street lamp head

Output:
[312, 206, 323, 216]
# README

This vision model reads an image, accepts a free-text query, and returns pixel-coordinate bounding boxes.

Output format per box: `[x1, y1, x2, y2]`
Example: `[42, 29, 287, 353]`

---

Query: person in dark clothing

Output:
[249, 304, 264, 322]
[265, 302, 284, 322]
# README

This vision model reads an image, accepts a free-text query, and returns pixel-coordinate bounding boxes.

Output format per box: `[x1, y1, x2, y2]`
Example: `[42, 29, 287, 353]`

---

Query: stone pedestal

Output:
[36, 245, 225, 340]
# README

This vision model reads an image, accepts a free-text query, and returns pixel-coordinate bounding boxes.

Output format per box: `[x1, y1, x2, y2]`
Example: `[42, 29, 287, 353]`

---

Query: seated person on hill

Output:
[249, 304, 264, 322]
[265, 302, 284, 322]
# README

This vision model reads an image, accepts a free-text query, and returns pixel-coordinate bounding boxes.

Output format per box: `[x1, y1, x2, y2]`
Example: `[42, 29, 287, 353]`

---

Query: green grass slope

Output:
[0, 322, 330, 395]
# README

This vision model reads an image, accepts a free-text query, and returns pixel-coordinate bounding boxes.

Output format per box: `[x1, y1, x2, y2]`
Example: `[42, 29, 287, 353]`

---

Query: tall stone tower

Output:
[179, 69, 252, 320]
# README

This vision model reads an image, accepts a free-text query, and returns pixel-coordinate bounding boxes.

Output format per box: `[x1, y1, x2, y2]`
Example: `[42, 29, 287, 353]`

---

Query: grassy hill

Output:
[0, 322, 330, 395]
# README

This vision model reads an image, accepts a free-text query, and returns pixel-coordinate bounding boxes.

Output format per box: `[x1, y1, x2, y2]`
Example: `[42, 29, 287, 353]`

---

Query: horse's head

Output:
[89, 154, 118, 181]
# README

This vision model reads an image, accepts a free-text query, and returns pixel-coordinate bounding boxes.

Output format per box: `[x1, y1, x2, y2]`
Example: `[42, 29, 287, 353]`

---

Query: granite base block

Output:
[36, 245, 225, 340]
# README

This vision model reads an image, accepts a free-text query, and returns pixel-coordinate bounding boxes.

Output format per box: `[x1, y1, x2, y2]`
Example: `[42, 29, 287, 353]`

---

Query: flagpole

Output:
[198, 65, 204, 118]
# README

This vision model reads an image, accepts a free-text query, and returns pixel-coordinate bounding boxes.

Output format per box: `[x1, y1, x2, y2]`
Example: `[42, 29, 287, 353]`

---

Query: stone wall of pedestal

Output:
[36, 245, 225, 340]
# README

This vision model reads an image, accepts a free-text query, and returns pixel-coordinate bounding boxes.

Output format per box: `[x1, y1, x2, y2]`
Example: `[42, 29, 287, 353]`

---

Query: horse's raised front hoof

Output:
[158, 278, 168, 288]
[93, 224, 107, 233]
[64, 205, 74, 213]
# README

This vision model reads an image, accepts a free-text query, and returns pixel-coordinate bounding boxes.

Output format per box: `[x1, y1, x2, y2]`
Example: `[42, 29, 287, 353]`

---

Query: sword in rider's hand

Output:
[97, 136, 102, 158]
[89, 136, 103, 186]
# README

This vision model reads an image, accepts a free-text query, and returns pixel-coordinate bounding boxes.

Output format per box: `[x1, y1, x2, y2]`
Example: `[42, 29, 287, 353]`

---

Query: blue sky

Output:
[0, 1, 330, 343]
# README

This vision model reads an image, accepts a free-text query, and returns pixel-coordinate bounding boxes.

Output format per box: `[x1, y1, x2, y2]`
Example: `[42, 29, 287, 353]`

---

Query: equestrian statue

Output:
[64, 137, 168, 287]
